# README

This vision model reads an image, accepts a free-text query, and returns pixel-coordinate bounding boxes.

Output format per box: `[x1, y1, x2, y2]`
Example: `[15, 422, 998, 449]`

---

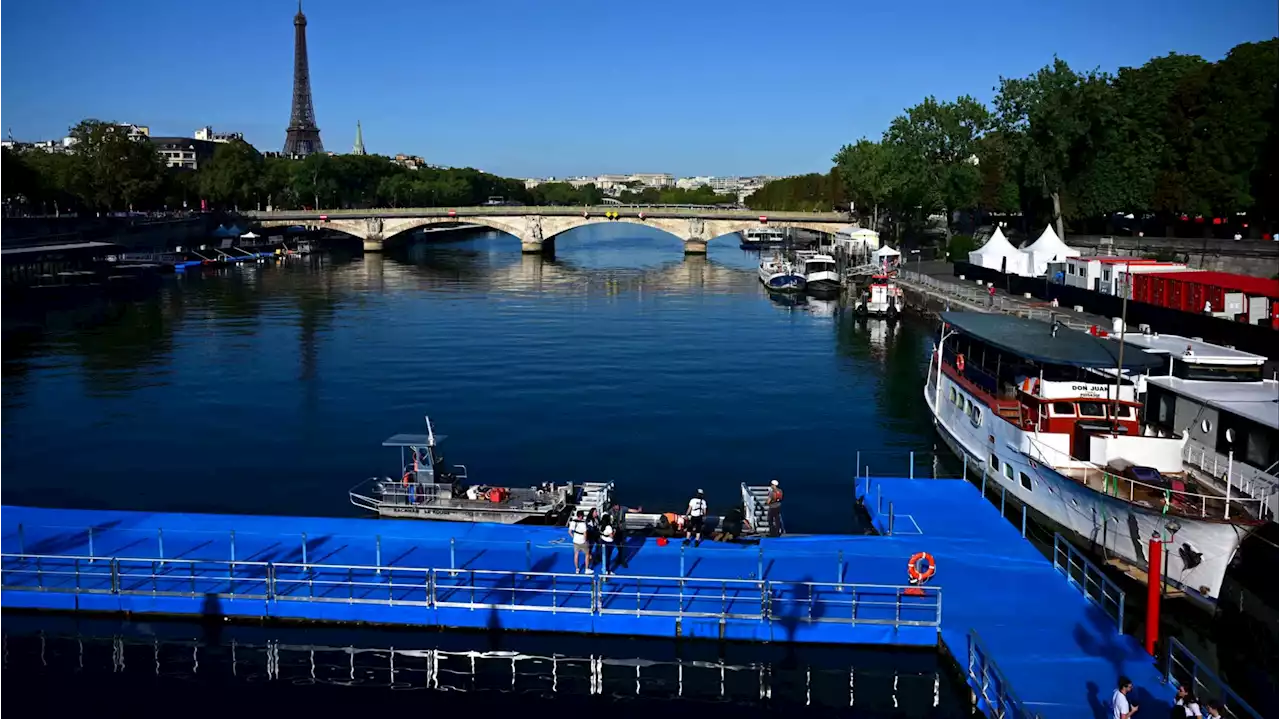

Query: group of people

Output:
[567, 506, 624, 575]
[1112, 676, 1225, 719]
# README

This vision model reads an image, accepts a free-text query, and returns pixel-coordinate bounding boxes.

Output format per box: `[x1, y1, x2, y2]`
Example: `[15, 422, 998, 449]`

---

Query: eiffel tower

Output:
[282, 1, 323, 157]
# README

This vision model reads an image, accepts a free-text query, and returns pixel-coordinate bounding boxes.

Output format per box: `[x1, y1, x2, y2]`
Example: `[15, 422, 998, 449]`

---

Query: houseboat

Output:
[740, 227, 787, 250]
[925, 312, 1268, 605]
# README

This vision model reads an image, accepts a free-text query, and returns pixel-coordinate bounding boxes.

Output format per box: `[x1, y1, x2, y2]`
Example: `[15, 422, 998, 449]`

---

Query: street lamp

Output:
[910, 248, 921, 278]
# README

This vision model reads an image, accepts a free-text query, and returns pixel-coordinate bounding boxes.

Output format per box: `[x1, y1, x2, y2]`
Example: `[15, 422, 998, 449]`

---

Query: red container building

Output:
[1131, 271, 1279, 327]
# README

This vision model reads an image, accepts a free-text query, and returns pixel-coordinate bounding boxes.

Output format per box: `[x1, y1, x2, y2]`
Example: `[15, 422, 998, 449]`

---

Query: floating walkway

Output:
[1, 476, 1194, 719]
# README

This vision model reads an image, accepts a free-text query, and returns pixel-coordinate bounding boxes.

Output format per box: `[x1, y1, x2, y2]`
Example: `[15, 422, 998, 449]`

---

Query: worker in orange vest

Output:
[767, 479, 784, 537]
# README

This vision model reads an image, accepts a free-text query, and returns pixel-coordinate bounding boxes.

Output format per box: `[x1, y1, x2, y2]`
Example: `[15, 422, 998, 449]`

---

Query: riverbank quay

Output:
[0, 504, 939, 646]
[896, 264, 1109, 331]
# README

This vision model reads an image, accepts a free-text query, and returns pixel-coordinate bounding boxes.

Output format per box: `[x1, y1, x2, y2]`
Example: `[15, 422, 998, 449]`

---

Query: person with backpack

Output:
[685, 489, 707, 545]
[568, 510, 591, 574]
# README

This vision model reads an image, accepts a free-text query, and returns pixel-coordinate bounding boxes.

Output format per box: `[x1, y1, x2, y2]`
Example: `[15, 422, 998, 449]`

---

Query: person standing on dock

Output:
[685, 489, 707, 545]
[1111, 676, 1139, 719]
[568, 510, 591, 574]
[598, 514, 617, 575]
[767, 479, 784, 537]
[987, 283, 996, 307]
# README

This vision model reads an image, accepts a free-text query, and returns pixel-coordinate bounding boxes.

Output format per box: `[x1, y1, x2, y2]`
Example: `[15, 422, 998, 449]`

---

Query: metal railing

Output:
[0, 552, 941, 629]
[1182, 443, 1278, 520]
[898, 270, 1095, 331]
[966, 630, 1041, 719]
[1025, 436, 1269, 521]
[1164, 637, 1263, 719]
[1050, 534, 1126, 633]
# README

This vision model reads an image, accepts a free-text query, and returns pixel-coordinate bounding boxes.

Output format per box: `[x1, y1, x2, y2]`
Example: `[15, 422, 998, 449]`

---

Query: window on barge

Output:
[1078, 402, 1107, 418]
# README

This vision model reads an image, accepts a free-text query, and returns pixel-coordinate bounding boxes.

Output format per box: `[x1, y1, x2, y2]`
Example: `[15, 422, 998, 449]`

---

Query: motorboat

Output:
[855, 274, 903, 316]
[924, 312, 1269, 606]
[758, 252, 806, 292]
[349, 416, 613, 524]
[796, 251, 841, 294]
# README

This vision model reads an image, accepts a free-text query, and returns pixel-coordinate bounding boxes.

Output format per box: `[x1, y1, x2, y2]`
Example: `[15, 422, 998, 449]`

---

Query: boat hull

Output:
[804, 270, 841, 294]
[925, 366, 1249, 604]
[759, 268, 806, 292]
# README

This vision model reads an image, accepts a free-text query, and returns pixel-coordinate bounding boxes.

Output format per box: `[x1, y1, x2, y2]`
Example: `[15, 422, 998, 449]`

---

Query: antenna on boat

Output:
[425, 416, 436, 447]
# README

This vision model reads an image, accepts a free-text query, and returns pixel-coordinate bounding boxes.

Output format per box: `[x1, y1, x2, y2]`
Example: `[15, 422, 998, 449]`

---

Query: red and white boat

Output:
[924, 312, 1267, 605]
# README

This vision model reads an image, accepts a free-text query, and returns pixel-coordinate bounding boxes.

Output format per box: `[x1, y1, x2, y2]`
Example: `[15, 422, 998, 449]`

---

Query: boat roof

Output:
[1119, 332, 1266, 366]
[383, 433, 447, 447]
[1146, 376, 1279, 429]
[804, 253, 835, 261]
[940, 312, 1165, 370]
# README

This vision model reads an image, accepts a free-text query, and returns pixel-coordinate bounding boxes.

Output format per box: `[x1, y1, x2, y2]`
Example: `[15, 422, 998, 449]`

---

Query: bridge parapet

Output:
[248, 206, 852, 254]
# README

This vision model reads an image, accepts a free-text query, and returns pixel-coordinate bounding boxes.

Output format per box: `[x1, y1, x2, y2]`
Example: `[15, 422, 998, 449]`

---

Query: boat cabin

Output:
[937, 312, 1164, 459]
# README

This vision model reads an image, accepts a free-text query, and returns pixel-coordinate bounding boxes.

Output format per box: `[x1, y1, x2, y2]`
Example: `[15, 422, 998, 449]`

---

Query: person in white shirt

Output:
[598, 514, 617, 575]
[685, 489, 707, 545]
[1112, 676, 1139, 719]
[568, 510, 591, 574]
[1174, 685, 1202, 717]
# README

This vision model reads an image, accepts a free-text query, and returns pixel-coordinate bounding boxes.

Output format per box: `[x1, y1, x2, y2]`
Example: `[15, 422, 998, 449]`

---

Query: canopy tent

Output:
[240, 231, 260, 239]
[211, 224, 243, 239]
[872, 245, 901, 260]
[967, 227, 1027, 275]
[833, 226, 880, 257]
[1021, 224, 1080, 276]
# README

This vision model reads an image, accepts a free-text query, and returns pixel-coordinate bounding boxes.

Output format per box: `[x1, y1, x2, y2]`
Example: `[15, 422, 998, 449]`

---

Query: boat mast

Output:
[1110, 265, 1129, 434]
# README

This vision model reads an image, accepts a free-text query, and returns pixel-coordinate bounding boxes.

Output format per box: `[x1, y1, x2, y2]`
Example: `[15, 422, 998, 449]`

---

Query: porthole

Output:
[1200, 419, 1212, 434]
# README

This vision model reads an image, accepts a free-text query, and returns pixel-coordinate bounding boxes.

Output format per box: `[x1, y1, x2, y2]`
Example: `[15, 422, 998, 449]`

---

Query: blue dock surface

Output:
[860, 477, 1174, 719]
[1, 476, 1175, 719]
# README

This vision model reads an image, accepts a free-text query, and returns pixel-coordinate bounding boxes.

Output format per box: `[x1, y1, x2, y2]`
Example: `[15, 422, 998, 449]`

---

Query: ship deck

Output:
[2, 475, 1181, 719]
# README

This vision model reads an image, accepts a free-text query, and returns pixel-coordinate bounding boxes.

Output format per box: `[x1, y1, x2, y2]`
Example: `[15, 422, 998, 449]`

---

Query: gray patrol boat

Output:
[349, 416, 613, 525]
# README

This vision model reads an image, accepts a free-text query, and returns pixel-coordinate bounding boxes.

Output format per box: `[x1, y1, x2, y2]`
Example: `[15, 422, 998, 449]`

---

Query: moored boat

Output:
[796, 251, 841, 294]
[855, 274, 903, 316]
[740, 226, 787, 250]
[758, 252, 806, 292]
[349, 416, 613, 524]
[925, 312, 1268, 606]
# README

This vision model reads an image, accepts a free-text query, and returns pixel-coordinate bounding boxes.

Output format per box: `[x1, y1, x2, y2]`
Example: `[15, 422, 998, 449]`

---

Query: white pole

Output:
[1225, 449, 1233, 519]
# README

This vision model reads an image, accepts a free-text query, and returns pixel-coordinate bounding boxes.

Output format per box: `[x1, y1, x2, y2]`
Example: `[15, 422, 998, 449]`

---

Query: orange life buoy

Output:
[956, 354, 965, 373]
[907, 552, 936, 585]
[402, 472, 412, 485]
[1021, 377, 1039, 395]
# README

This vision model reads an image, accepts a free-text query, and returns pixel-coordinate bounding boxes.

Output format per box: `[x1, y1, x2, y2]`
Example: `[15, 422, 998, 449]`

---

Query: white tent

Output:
[834, 226, 880, 257]
[1021, 224, 1079, 276]
[872, 245, 900, 261]
[967, 227, 1027, 275]
[240, 231, 260, 239]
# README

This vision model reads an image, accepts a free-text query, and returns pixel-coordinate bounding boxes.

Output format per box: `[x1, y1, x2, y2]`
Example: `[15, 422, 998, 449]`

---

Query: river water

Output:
[1, 226, 938, 528]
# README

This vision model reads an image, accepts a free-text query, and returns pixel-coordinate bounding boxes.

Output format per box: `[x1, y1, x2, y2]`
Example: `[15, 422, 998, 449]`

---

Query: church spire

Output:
[352, 120, 366, 155]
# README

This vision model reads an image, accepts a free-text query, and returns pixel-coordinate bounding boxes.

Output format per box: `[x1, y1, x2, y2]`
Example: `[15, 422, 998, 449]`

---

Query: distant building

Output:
[393, 153, 426, 169]
[629, 173, 674, 188]
[351, 121, 366, 156]
[150, 137, 219, 170]
[194, 126, 245, 143]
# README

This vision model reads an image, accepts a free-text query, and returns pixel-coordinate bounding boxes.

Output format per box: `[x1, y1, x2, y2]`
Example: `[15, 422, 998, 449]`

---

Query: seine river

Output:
[1, 225, 938, 528]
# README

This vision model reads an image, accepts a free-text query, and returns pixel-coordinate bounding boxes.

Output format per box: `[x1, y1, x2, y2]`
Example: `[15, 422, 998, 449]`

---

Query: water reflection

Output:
[0, 618, 969, 716]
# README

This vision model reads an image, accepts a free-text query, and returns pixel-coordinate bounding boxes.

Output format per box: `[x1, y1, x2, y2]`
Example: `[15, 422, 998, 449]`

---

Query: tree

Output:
[993, 60, 1112, 241]
[974, 132, 1021, 216]
[833, 139, 904, 230]
[65, 119, 165, 211]
[199, 139, 264, 209]
[884, 95, 991, 240]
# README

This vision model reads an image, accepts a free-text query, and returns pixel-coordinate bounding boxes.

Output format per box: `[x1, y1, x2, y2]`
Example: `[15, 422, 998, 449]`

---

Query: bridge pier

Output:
[521, 237, 555, 255]
[362, 236, 385, 253]
[683, 239, 708, 255]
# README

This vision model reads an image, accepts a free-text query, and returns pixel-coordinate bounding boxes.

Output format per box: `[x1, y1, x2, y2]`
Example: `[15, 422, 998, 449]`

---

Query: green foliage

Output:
[744, 170, 845, 211]
[884, 95, 990, 235]
[946, 234, 977, 261]
[833, 139, 904, 221]
[617, 185, 728, 205]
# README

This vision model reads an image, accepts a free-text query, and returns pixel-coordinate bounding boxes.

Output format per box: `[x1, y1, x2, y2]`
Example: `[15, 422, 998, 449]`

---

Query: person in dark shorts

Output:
[685, 489, 707, 545]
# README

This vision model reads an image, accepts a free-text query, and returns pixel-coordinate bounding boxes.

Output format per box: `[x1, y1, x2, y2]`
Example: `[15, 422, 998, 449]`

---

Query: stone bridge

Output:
[244, 206, 851, 254]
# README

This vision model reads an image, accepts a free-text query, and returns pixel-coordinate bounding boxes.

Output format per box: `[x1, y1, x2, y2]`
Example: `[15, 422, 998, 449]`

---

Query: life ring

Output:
[956, 354, 965, 373]
[402, 472, 412, 485]
[907, 552, 936, 585]
[1020, 377, 1039, 395]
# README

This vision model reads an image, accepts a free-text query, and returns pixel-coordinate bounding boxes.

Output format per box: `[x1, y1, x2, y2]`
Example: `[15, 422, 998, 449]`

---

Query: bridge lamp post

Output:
[910, 249, 921, 278]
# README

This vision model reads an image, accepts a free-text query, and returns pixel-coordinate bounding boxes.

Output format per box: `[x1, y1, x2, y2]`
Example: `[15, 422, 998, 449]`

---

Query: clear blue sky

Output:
[3, 0, 1275, 178]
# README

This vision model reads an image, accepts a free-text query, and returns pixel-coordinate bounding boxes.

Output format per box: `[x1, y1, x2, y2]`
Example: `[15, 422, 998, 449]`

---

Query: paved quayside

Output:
[2, 475, 1179, 719]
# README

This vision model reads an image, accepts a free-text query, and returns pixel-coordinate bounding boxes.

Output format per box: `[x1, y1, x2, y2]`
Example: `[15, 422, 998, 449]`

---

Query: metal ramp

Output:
[741, 483, 770, 533]
[577, 481, 614, 517]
